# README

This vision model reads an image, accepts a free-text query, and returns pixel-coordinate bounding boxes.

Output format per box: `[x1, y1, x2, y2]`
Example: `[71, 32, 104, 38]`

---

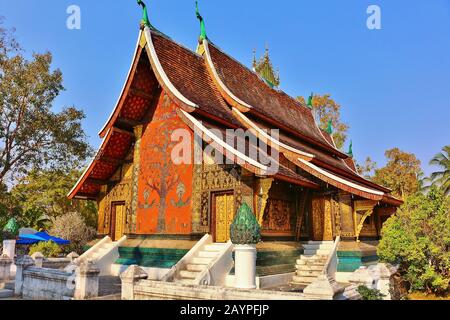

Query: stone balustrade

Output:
[14, 254, 101, 300]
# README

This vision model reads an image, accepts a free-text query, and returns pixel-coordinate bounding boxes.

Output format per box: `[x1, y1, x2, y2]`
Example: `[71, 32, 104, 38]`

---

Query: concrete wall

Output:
[132, 279, 313, 300]
[22, 267, 74, 300]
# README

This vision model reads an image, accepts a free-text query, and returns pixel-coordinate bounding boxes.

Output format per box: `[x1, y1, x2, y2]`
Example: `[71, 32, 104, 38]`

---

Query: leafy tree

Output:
[357, 157, 377, 179]
[29, 241, 61, 258]
[0, 20, 91, 184]
[297, 94, 349, 149]
[50, 212, 96, 254]
[372, 148, 422, 199]
[17, 207, 51, 231]
[356, 286, 385, 300]
[11, 169, 98, 228]
[426, 146, 450, 196]
[378, 187, 450, 294]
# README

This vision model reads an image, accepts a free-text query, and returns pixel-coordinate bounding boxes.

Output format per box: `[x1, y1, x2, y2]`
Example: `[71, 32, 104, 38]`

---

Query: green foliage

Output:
[230, 203, 261, 245]
[29, 241, 61, 258]
[50, 212, 96, 254]
[372, 148, 422, 199]
[297, 94, 349, 149]
[0, 19, 92, 185]
[357, 157, 377, 179]
[378, 187, 450, 294]
[11, 169, 98, 228]
[425, 145, 450, 196]
[356, 286, 385, 300]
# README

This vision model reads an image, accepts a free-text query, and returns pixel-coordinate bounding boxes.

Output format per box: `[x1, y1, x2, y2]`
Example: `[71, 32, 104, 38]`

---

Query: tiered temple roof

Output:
[68, 25, 402, 207]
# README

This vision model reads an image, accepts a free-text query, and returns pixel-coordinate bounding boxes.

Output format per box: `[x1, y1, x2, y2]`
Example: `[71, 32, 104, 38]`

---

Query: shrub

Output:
[50, 212, 96, 254]
[357, 286, 385, 300]
[29, 241, 61, 258]
[378, 187, 450, 294]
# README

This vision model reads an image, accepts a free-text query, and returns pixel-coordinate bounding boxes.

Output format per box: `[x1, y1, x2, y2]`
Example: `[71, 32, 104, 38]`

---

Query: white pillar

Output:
[120, 265, 148, 300]
[2, 240, 16, 259]
[74, 260, 100, 300]
[14, 255, 35, 296]
[0, 254, 13, 282]
[67, 252, 79, 263]
[234, 244, 257, 289]
[31, 252, 44, 268]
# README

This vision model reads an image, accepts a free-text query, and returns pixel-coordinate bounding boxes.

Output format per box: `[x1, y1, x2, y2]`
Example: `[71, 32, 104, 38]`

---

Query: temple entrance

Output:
[110, 202, 126, 241]
[211, 191, 235, 243]
[311, 197, 334, 241]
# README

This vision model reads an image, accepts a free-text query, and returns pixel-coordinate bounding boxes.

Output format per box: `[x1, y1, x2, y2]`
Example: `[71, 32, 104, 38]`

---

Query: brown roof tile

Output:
[207, 43, 336, 151]
[151, 32, 238, 126]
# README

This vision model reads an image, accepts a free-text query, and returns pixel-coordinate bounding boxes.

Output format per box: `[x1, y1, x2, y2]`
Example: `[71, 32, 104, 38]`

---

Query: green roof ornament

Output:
[326, 119, 333, 135]
[253, 46, 280, 88]
[347, 140, 354, 158]
[195, 1, 207, 41]
[137, 0, 155, 30]
[307, 93, 314, 109]
[230, 203, 261, 245]
[3, 217, 19, 238]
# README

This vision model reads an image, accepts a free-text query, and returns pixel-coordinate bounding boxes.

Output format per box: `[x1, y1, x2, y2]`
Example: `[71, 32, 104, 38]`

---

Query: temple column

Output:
[338, 192, 356, 239]
[129, 125, 143, 234]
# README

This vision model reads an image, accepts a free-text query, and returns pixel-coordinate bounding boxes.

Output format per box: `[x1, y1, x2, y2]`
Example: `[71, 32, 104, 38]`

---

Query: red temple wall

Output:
[136, 92, 193, 234]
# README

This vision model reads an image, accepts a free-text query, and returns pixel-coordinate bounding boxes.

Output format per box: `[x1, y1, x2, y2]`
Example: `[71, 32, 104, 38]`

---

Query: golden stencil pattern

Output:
[102, 181, 132, 233]
[262, 199, 293, 233]
[192, 164, 244, 232]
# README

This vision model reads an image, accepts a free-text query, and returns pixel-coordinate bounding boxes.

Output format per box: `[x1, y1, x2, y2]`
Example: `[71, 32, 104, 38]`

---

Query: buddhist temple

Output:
[68, 1, 402, 284]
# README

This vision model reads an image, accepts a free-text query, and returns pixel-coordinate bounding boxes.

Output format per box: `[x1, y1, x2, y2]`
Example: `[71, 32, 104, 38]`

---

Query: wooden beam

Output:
[115, 118, 142, 131]
[73, 193, 98, 200]
[96, 156, 132, 166]
[112, 126, 136, 137]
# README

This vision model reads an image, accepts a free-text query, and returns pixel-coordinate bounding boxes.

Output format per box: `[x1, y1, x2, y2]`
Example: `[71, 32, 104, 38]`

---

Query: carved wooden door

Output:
[110, 202, 126, 241]
[311, 196, 333, 241]
[212, 192, 235, 243]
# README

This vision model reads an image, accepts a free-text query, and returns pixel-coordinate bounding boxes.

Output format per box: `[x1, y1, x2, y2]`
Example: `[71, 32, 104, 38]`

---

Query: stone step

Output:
[307, 241, 334, 245]
[176, 278, 197, 285]
[292, 275, 317, 284]
[204, 244, 227, 252]
[297, 256, 328, 262]
[303, 244, 334, 250]
[296, 270, 322, 277]
[179, 270, 200, 279]
[0, 289, 13, 299]
[197, 251, 219, 258]
[304, 249, 332, 256]
[295, 264, 324, 271]
[191, 257, 213, 265]
[186, 264, 207, 272]
[296, 257, 328, 265]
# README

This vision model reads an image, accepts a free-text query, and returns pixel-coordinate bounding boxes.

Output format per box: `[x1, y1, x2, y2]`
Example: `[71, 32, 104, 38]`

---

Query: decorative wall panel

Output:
[136, 93, 193, 234]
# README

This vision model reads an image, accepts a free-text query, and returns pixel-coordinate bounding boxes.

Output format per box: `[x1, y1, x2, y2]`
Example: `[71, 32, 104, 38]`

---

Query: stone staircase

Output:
[174, 243, 229, 285]
[66, 235, 127, 276]
[292, 241, 334, 287]
[161, 234, 234, 286]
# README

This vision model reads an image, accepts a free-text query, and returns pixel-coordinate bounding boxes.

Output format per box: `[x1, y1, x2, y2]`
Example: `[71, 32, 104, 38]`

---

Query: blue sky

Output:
[1, 0, 449, 176]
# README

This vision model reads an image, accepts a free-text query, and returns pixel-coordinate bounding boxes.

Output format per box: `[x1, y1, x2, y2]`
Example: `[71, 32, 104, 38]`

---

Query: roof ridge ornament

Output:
[307, 93, 314, 109]
[253, 46, 280, 88]
[326, 119, 333, 135]
[137, 0, 155, 30]
[347, 140, 354, 158]
[196, 1, 207, 41]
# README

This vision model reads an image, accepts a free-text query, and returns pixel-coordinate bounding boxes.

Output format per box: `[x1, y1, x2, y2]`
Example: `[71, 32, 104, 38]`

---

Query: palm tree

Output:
[428, 146, 450, 196]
